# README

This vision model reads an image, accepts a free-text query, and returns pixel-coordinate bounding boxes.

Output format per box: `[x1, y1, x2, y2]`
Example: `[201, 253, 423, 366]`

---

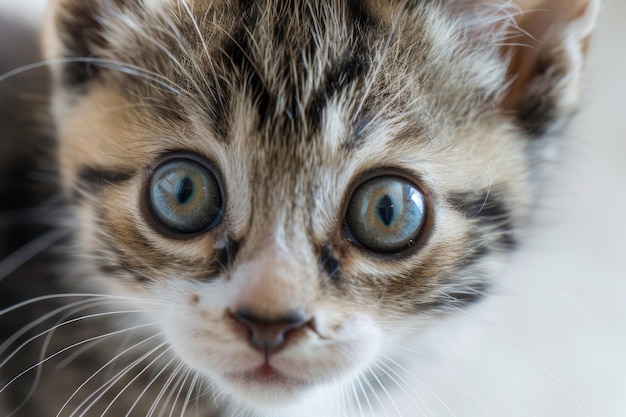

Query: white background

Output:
[1, 0, 624, 416]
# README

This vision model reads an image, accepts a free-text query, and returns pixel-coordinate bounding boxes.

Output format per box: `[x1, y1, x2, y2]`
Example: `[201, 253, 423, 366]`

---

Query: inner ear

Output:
[502, 0, 594, 110]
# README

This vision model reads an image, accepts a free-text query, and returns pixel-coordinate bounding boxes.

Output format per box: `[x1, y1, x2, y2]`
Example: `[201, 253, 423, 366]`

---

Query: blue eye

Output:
[148, 158, 223, 234]
[345, 176, 427, 253]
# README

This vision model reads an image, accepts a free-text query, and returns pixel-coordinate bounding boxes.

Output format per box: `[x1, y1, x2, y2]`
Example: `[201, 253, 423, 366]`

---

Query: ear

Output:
[500, 0, 600, 136]
[43, 0, 126, 90]
[450, 0, 599, 136]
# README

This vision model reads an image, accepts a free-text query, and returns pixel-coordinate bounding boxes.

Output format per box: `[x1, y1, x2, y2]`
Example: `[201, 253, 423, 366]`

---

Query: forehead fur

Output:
[48, 0, 514, 189]
[49, 0, 508, 135]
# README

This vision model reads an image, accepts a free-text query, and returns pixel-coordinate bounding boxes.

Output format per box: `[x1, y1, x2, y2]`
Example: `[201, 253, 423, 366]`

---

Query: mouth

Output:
[224, 363, 311, 396]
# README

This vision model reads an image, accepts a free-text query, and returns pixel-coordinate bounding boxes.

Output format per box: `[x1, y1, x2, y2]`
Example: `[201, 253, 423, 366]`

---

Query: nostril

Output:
[233, 309, 309, 354]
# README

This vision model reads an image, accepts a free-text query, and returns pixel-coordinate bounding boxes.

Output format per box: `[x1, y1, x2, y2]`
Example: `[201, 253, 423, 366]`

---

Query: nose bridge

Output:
[248, 146, 314, 243]
[229, 231, 318, 319]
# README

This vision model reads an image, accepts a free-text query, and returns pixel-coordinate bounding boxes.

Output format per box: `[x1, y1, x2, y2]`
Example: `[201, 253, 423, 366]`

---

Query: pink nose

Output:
[233, 310, 310, 354]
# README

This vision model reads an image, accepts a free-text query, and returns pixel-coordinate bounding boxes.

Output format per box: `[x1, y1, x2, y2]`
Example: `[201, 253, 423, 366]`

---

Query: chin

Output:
[219, 367, 314, 408]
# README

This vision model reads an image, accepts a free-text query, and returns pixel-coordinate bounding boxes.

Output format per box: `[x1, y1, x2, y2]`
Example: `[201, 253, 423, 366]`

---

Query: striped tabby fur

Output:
[0, 0, 597, 416]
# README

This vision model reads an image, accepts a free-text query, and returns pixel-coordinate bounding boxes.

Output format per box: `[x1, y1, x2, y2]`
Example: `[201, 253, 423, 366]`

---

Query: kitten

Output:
[0, 0, 598, 416]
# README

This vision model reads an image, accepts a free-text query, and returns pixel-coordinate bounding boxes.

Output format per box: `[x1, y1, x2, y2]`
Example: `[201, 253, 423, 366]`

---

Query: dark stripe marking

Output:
[445, 281, 490, 306]
[221, 28, 273, 128]
[452, 192, 509, 220]
[307, 52, 369, 126]
[74, 165, 136, 201]
[216, 239, 240, 273]
[419, 280, 491, 311]
[321, 246, 340, 279]
[57, 2, 107, 89]
[77, 166, 136, 188]
[449, 190, 517, 250]
[517, 96, 557, 138]
[346, 0, 376, 30]
[452, 193, 518, 267]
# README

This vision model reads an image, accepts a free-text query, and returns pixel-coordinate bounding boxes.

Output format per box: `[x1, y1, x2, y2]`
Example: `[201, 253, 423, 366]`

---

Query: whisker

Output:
[1, 321, 165, 393]
[0, 293, 153, 317]
[361, 370, 391, 417]
[4, 298, 126, 417]
[354, 372, 376, 417]
[391, 345, 434, 360]
[0, 58, 182, 95]
[544, 378, 592, 415]
[375, 360, 430, 417]
[166, 369, 191, 417]
[0, 61, 52, 83]
[180, 372, 200, 417]
[0, 227, 71, 282]
[99, 324, 144, 380]
[366, 364, 403, 417]
[110, 353, 176, 417]
[464, 373, 538, 417]
[0, 297, 106, 355]
[341, 382, 355, 417]
[66, 342, 169, 417]
[494, 341, 591, 417]
[0, 194, 66, 224]
[146, 361, 186, 417]
[1, 308, 158, 367]
[55, 333, 164, 417]
[380, 354, 458, 417]
[56, 336, 110, 371]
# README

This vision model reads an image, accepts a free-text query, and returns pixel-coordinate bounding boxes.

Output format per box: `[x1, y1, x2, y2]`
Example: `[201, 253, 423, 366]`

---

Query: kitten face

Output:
[43, 0, 597, 410]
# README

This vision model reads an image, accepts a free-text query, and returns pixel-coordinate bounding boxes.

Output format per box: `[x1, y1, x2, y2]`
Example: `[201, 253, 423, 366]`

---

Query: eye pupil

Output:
[177, 177, 194, 204]
[376, 194, 395, 226]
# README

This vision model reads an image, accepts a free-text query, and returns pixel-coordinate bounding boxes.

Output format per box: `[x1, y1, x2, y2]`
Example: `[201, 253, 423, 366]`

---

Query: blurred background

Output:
[0, 0, 624, 416]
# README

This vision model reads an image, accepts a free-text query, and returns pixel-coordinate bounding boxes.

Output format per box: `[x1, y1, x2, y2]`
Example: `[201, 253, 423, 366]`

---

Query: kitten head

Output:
[43, 0, 597, 409]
